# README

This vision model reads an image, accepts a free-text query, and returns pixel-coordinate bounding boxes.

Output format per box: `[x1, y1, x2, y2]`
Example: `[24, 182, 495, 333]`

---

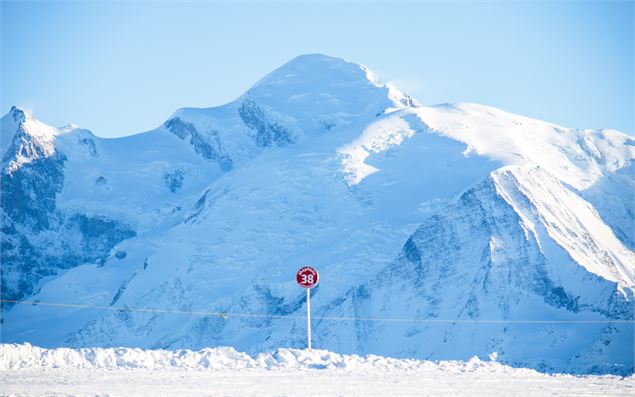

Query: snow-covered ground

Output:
[0, 344, 632, 396]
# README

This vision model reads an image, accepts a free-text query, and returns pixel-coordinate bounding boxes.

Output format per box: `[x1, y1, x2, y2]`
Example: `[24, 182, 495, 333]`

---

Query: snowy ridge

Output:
[491, 165, 635, 289]
[415, 103, 635, 190]
[1, 107, 62, 173]
[338, 110, 417, 185]
[412, 102, 635, 250]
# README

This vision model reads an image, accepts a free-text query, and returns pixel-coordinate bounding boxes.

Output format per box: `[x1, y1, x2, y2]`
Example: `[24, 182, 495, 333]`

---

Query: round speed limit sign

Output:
[296, 266, 319, 289]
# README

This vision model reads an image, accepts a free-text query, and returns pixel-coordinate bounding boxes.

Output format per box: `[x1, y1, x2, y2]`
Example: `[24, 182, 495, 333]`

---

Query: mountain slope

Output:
[2, 53, 408, 303]
[1, 108, 135, 303]
[414, 103, 635, 249]
[1, 54, 633, 375]
[310, 165, 633, 375]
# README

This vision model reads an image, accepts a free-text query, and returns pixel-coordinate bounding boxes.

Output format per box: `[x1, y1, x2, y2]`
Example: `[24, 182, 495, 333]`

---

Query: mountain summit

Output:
[1, 54, 633, 375]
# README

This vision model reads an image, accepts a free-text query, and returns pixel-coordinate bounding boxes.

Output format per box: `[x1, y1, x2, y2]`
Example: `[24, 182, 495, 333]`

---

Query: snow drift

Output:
[2, 344, 632, 397]
[0, 343, 622, 375]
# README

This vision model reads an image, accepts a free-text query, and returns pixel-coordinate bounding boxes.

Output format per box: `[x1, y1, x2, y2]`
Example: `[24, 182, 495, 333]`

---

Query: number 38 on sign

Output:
[296, 266, 319, 289]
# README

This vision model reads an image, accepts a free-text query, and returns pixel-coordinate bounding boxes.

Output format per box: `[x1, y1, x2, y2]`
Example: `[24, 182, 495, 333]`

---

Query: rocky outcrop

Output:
[164, 117, 233, 171]
[1, 114, 135, 306]
[238, 99, 293, 147]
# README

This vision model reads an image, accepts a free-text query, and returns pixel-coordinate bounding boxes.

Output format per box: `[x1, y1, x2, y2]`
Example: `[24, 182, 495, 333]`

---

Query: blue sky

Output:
[2, 1, 633, 137]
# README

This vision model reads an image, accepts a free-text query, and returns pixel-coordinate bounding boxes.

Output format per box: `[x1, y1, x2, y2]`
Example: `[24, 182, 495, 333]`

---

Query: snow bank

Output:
[3, 344, 633, 397]
[0, 344, 254, 370]
[0, 343, 542, 375]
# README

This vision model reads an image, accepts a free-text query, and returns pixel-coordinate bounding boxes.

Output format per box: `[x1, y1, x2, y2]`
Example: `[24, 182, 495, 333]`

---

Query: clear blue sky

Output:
[1, 1, 633, 137]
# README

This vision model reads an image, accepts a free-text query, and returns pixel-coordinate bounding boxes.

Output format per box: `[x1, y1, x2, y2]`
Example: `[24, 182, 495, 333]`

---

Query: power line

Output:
[2, 299, 633, 324]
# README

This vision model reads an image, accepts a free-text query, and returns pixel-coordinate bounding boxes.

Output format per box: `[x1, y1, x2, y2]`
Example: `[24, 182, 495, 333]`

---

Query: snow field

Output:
[0, 344, 632, 396]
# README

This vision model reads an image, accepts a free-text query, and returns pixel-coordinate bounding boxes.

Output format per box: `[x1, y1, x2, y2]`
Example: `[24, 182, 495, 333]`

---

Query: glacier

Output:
[1, 53, 633, 375]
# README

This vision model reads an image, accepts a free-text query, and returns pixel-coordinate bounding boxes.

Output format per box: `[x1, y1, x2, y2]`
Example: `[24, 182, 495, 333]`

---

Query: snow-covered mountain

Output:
[1, 54, 633, 375]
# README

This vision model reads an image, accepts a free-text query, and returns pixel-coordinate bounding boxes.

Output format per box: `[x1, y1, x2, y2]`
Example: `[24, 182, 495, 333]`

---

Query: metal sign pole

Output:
[307, 287, 312, 351]
[296, 266, 318, 352]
